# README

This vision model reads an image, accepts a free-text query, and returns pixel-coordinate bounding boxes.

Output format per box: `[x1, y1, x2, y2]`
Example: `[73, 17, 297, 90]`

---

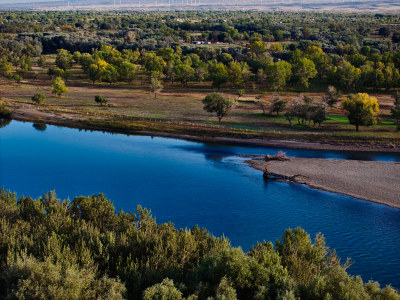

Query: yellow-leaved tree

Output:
[341, 93, 379, 132]
[51, 77, 69, 97]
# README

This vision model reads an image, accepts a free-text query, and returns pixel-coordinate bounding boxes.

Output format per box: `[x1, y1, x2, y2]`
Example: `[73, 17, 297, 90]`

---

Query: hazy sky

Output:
[0, 0, 388, 7]
[0, 0, 62, 4]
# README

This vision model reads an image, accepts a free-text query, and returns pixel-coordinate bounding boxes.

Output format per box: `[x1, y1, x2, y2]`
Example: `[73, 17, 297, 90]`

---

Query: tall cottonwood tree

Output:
[342, 93, 379, 131]
[51, 77, 69, 97]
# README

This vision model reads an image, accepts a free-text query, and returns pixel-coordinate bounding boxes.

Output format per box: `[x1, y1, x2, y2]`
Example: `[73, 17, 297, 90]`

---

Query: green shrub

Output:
[32, 93, 46, 105]
[95, 95, 108, 106]
[0, 101, 12, 117]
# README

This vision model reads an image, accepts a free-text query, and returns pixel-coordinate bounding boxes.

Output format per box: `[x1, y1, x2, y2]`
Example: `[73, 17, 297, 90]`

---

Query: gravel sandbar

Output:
[249, 158, 400, 209]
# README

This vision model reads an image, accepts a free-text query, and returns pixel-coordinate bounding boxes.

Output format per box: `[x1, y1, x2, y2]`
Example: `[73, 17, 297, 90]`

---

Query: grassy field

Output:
[1, 57, 400, 145]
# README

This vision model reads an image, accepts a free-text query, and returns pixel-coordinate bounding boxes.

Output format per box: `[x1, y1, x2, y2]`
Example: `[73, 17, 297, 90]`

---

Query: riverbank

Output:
[6, 102, 400, 153]
[248, 157, 400, 209]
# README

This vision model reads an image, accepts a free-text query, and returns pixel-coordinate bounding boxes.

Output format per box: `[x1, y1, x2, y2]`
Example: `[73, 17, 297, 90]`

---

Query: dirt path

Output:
[249, 158, 400, 208]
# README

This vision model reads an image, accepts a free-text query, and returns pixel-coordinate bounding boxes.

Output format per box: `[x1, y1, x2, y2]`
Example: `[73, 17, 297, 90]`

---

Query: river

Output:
[1, 120, 400, 288]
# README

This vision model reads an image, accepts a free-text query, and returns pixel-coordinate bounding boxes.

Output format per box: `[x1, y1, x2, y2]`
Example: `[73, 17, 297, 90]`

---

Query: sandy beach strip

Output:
[248, 158, 400, 209]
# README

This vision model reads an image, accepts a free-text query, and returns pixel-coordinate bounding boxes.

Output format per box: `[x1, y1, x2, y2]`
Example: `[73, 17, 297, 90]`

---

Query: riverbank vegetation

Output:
[0, 10, 400, 145]
[0, 188, 399, 299]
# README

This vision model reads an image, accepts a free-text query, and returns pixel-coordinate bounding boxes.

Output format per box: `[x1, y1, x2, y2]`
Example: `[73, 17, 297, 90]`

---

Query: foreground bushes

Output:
[0, 189, 398, 299]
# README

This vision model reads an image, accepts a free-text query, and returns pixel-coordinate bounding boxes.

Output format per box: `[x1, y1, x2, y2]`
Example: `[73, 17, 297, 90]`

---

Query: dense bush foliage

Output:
[95, 94, 108, 106]
[0, 189, 399, 299]
[31, 93, 46, 105]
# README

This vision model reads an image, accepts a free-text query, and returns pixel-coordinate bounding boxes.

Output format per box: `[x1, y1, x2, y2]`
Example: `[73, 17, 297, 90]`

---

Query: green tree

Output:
[13, 75, 22, 83]
[269, 43, 283, 53]
[227, 62, 244, 88]
[383, 64, 400, 90]
[142, 52, 166, 77]
[248, 41, 267, 56]
[94, 45, 123, 66]
[0, 59, 13, 78]
[210, 63, 228, 91]
[122, 49, 140, 64]
[2, 255, 126, 300]
[51, 77, 68, 97]
[266, 61, 292, 91]
[164, 61, 177, 84]
[216, 277, 238, 300]
[250, 32, 263, 42]
[73, 51, 82, 63]
[150, 76, 163, 98]
[69, 193, 117, 231]
[94, 95, 108, 106]
[276, 228, 329, 286]
[305, 47, 331, 78]
[273, 30, 284, 41]
[89, 64, 99, 84]
[19, 56, 32, 73]
[391, 91, 400, 130]
[270, 97, 287, 115]
[292, 57, 317, 88]
[392, 31, 400, 43]
[221, 53, 234, 65]
[196, 248, 271, 299]
[38, 55, 47, 68]
[104, 65, 118, 85]
[202, 93, 236, 122]
[88, 59, 109, 84]
[335, 60, 361, 91]
[157, 47, 175, 62]
[79, 53, 94, 73]
[378, 26, 391, 37]
[119, 61, 137, 85]
[31, 93, 46, 106]
[175, 63, 194, 87]
[348, 53, 366, 68]
[48, 67, 65, 79]
[143, 278, 183, 300]
[311, 105, 326, 126]
[195, 65, 208, 83]
[302, 27, 312, 39]
[322, 85, 341, 109]
[285, 110, 296, 126]
[55, 49, 73, 71]
[342, 93, 380, 131]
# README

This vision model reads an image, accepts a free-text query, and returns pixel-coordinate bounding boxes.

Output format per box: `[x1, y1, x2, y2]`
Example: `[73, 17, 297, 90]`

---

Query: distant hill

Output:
[0, 0, 399, 12]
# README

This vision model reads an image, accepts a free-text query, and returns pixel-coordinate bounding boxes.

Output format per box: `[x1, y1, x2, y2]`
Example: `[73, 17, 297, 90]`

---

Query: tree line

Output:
[0, 11, 400, 93]
[27, 42, 400, 93]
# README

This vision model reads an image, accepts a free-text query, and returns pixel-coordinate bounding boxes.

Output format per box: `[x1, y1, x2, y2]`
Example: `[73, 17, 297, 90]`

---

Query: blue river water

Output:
[1, 120, 400, 288]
